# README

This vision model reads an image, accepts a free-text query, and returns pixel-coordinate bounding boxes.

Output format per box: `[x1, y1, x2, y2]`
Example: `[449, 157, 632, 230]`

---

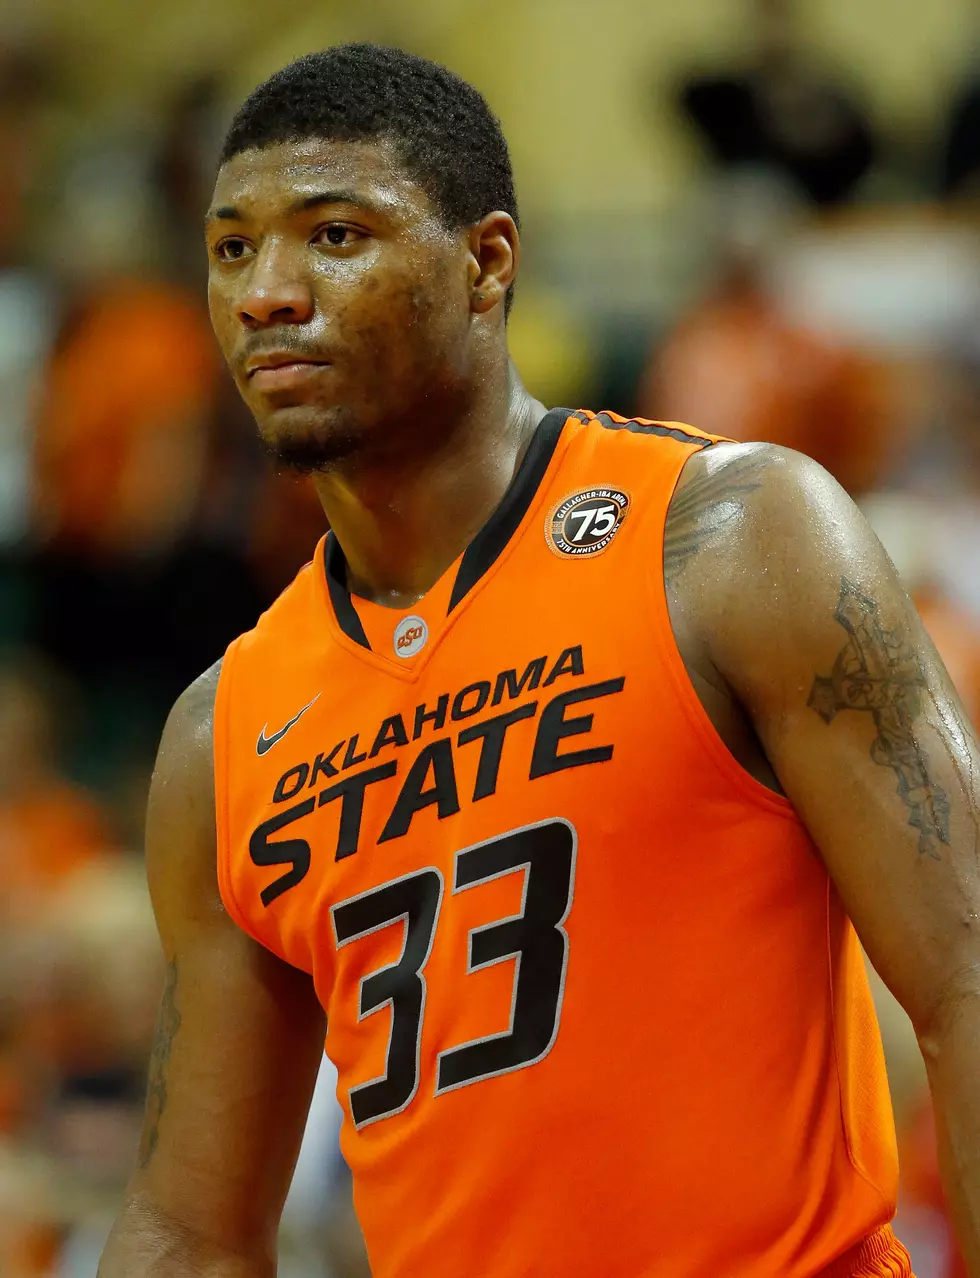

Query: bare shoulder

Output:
[664, 440, 832, 589]
[147, 657, 225, 918]
[665, 438, 944, 723]
[157, 656, 224, 767]
[662, 439, 898, 710]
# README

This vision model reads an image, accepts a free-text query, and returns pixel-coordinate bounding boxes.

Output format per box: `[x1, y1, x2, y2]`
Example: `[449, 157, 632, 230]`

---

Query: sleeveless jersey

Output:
[214, 408, 912, 1278]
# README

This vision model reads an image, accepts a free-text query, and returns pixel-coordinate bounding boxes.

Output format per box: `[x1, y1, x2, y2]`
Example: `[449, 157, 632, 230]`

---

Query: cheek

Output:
[207, 283, 236, 355]
[408, 283, 439, 328]
[370, 248, 463, 328]
[317, 252, 467, 385]
[341, 275, 437, 354]
[390, 265, 466, 353]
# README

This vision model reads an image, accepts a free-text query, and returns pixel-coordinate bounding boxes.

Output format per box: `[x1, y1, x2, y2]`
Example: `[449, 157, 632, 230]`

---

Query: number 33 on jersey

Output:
[334, 818, 574, 1127]
[214, 410, 906, 1278]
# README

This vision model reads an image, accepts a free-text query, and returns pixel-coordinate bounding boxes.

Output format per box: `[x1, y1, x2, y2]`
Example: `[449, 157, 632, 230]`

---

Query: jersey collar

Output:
[323, 407, 571, 652]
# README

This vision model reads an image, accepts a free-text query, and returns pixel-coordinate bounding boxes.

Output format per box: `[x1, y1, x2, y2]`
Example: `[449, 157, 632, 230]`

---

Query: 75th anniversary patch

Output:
[546, 487, 630, 558]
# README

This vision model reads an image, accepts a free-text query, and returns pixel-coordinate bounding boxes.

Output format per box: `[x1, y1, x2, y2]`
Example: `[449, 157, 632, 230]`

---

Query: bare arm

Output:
[98, 661, 326, 1278]
[667, 443, 980, 1273]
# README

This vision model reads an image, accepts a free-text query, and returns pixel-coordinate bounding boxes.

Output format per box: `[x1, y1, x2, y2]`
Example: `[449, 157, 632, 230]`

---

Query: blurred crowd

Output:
[3, 0, 980, 1273]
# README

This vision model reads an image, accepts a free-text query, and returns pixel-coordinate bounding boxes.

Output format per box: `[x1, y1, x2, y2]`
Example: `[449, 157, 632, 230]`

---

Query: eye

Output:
[213, 237, 254, 262]
[314, 224, 364, 248]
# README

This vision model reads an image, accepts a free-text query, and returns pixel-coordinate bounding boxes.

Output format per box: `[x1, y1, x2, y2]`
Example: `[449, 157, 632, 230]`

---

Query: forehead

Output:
[209, 137, 439, 224]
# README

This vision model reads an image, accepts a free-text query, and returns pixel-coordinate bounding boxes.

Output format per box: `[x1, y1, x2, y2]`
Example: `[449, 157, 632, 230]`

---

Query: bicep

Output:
[702, 451, 980, 1032]
[130, 667, 326, 1251]
[135, 922, 326, 1247]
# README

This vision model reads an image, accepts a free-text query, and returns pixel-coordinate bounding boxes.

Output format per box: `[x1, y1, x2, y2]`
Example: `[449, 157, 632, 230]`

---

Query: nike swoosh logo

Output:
[256, 694, 321, 756]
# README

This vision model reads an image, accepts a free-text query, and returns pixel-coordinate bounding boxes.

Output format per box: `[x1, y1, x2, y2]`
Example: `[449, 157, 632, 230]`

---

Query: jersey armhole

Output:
[645, 444, 799, 820]
[213, 637, 264, 942]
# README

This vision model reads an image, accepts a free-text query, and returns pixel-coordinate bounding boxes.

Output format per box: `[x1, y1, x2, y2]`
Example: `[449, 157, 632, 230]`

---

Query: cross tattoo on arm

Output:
[808, 578, 950, 861]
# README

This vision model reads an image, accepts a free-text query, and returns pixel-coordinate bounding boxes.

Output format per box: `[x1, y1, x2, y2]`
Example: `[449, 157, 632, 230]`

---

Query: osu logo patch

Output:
[546, 487, 630, 558]
[394, 615, 428, 658]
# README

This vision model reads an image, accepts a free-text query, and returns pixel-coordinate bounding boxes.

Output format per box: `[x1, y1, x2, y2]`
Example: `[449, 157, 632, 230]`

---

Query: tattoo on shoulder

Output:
[138, 960, 181, 1170]
[808, 578, 950, 860]
[663, 446, 770, 585]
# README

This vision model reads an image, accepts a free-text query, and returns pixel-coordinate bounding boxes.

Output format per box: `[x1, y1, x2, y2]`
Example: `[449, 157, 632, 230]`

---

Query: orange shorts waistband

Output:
[817, 1224, 913, 1278]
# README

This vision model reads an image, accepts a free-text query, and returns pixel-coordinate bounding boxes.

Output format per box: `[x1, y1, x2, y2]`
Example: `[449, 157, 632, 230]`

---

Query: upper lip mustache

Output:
[245, 351, 330, 376]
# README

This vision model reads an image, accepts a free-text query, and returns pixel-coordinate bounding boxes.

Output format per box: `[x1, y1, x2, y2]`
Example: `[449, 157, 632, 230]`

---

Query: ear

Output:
[466, 211, 519, 315]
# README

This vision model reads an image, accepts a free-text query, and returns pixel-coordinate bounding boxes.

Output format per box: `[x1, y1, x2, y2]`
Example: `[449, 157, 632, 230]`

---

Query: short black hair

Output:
[221, 44, 519, 310]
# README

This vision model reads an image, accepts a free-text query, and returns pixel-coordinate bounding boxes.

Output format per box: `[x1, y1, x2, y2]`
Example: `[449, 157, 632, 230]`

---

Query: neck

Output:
[312, 363, 547, 608]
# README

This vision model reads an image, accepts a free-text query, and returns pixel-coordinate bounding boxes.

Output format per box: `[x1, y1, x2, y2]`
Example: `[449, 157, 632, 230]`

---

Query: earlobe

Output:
[470, 282, 505, 315]
[469, 273, 506, 315]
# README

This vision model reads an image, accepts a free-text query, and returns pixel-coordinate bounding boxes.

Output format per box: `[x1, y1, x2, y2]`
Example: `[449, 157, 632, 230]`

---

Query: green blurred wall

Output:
[16, 0, 980, 217]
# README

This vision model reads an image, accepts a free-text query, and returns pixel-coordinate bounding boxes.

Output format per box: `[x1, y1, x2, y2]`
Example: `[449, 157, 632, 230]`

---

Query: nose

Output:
[237, 242, 315, 327]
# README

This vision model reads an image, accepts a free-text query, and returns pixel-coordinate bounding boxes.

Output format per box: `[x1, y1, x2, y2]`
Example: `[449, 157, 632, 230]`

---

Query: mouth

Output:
[246, 355, 332, 391]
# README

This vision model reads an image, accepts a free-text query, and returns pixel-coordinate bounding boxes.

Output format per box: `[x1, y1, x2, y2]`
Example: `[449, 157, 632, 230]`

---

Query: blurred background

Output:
[1, 0, 979, 1272]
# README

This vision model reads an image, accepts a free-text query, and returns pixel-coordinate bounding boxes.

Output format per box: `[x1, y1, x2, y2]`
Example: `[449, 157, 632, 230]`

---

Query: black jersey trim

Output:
[321, 408, 571, 649]
[448, 407, 570, 613]
[323, 534, 371, 650]
[593, 411, 714, 449]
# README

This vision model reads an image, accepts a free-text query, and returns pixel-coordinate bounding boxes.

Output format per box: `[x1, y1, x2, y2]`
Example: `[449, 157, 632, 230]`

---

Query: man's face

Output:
[206, 138, 474, 471]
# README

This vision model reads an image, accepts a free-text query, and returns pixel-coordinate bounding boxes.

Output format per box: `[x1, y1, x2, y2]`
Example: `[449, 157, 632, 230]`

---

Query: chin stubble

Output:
[259, 420, 364, 476]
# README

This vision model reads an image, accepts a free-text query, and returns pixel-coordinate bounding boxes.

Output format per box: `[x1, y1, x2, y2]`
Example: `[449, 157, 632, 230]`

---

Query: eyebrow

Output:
[289, 189, 375, 215]
[205, 189, 378, 224]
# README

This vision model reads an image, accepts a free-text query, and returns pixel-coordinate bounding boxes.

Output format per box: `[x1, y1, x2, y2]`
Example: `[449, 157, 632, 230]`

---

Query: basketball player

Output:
[99, 45, 980, 1278]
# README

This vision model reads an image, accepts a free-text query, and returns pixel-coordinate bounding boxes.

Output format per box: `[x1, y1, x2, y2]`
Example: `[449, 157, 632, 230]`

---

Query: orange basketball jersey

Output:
[214, 409, 912, 1278]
